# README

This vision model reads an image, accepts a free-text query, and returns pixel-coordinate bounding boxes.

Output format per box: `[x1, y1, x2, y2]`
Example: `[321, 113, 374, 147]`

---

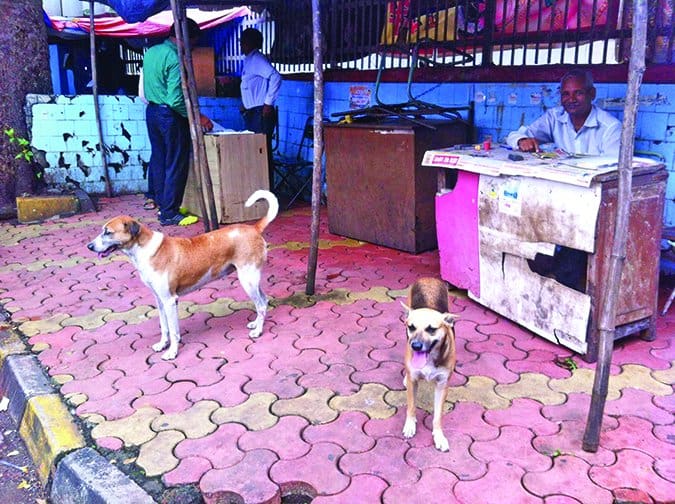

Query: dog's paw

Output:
[402, 417, 417, 438]
[161, 347, 178, 360]
[248, 327, 263, 338]
[152, 341, 169, 352]
[432, 429, 449, 452]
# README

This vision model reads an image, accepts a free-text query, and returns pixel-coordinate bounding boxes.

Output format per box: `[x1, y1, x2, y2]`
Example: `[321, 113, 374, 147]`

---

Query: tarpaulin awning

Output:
[47, 6, 251, 38]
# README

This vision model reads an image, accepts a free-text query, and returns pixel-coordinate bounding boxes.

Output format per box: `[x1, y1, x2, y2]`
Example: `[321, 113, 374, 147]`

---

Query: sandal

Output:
[143, 199, 157, 211]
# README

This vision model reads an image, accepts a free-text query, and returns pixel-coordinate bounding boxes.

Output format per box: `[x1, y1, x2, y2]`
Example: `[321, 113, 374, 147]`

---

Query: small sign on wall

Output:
[349, 86, 372, 110]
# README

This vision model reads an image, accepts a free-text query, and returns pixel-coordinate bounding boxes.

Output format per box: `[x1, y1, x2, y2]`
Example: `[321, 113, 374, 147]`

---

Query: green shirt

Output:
[142, 39, 187, 117]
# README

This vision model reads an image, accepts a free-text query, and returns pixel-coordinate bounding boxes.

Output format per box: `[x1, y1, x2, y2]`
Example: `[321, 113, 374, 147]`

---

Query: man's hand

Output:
[262, 104, 274, 117]
[517, 137, 540, 152]
[199, 114, 213, 132]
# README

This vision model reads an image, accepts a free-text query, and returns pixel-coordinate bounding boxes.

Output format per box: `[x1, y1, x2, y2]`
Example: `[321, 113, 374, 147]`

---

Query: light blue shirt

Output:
[240, 49, 282, 109]
[506, 105, 622, 156]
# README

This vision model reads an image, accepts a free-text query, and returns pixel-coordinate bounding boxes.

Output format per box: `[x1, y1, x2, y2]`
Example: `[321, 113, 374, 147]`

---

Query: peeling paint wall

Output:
[26, 94, 243, 196]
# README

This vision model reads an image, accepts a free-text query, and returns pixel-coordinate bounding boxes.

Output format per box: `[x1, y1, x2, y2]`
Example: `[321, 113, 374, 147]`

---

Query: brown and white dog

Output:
[87, 190, 278, 360]
[402, 277, 457, 451]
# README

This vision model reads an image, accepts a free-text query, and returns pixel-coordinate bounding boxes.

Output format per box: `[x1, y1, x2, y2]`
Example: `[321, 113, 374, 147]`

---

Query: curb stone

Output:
[0, 328, 156, 502]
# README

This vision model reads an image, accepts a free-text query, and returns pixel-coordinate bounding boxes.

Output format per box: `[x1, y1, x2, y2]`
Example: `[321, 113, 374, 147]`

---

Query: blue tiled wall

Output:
[275, 80, 675, 226]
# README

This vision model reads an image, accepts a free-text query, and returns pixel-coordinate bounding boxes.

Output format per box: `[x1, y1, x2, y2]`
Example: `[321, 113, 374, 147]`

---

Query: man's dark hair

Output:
[561, 69, 594, 90]
[241, 28, 263, 50]
[169, 18, 201, 40]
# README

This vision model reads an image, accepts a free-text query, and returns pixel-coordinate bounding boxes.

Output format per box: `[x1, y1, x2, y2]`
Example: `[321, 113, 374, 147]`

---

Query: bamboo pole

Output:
[89, 1, 112, 198]
[169, 0, 219, 232]
[582, 0, 647, 452]
[305, 0, 324, 295]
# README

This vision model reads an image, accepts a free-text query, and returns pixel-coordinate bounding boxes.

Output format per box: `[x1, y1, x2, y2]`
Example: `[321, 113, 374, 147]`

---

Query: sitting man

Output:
[506, 69, 621, 156]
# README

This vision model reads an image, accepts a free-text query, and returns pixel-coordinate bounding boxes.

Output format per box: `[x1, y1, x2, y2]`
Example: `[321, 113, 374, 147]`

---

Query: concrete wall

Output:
[27, 80, 674, 225]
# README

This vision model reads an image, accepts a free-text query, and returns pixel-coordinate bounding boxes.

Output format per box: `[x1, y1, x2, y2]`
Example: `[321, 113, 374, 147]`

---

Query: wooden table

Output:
[423, 148, 667, 362]
[324, 120, 470, 253]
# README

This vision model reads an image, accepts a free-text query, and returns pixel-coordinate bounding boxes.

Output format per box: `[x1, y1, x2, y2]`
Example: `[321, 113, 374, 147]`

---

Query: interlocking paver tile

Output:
[299, 363, 359, 395]
[271, 443, 349, 495]
[341, 435, 419, 485]
[303, 411, 375, 453]
[136, 430, 185, 477]
[351, 361, 406, 389]
[484, 398, 560, 435]
[533, 419, 616, 466]
[383, 467, 457, 504]
[458, 351, 520, 383]
[151, 400, 219, 438]
[330, 383, 395, 419]
[497, 373, 566, 405]
[466, 332, 527, 361]
[244, 367, 305, 399]
[175, 423, 246, 469]
[601, 416, 674, 456]
[239, 415, 311, 459]
[444, 402, 500, 441]
[611, 338, 673, 370]
[132, 381, 194, 414]
[200, 449, 279, 504]
[506, 349, 575, 379]
[472, 425, 552, 471]
[323, 340, 379, 370]
[218, 351, 276, 380]
[273, 388, 337, 425]
[270, 348, 327, 375]
[163, 456, 212, 487]
[455, 460, 540, 504]
[406, 432, 487, 480]
[446, 376, 511, 409]
[605, 388, 673, 425]
[166, 344, 224, 387]
[61, 369, 123, 399]
[523, 455, 613, 503]
[114, 361, 174, 395]
[213, 391, 278, 430]
[76, 386, 142, 421]
[187, 371, 249, 407]
[652, 364, 675, 387]
[91, 406, 161, 446]
[313, 474, 388, 504]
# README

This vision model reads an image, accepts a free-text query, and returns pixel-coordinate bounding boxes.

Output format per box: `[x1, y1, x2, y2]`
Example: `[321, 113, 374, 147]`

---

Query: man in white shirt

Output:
[239, 28, 282, 185]
[506, 69, 621, 156]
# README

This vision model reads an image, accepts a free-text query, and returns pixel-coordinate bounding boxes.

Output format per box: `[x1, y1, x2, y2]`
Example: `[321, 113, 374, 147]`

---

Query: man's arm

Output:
[165, 58, 188, 117]
[506, 112, 556, 152]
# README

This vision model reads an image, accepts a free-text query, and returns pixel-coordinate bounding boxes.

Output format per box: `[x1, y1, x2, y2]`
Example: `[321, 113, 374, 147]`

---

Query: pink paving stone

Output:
[612, 487, 656, 504]
[166, 348, 225, 387]
[243, 367, 305, 399]
[246, 329, 300, 360]
[303, 411, 375, 453]
[298, 363, 360, 396]
[369, 339, 406, 366]
[197, 335, 252, 362]
[600, 416, 674, 456]
[544, 496, 584, 504]
[455, 460, 540, 504]
[61, 369, 124, 399]
[239, 416, 311, 460]
[95, 436, 123, 450]
[406, 432, 487, 481]
[466, 332, 528, 361]
[444, 402, 500, 442]
[76, 387, 142, 421]
[610, 338, 673, 370]
[484, 398, 561, 435]
[653, 392, 674, 413]
[456, 351, 520, 383]
[340, 436, 420, 485]
[163, 456, 213, 487]
[337, 299, 383, 320]
[506, 349, 575, 379]
[221, 351, 277, 379]
[654, 457, 675, 487]
[293, 330, 349, 354]
[453, 319, 488, 345]
[187, 371, 249, 407]
[471, 425, 552, 472]
[523, 455, 613, 503]
[590, 449, 673, 503]
[532, 420, 615, 467]
[653, 422, 674, 445]
[322, 341, 379, 371]
[269, 348, 328, 375]
[312, 474, 388, 504]
[541, 393, 592, 423]
[275, 311, 322, 338]
[650, 333, 674, 361]
[271, 443, 349, 495]
[201, 449, 280, 504]
[132, 381, 195, 414]
[175, 423, 246, 469]
[54, 337, 98, 365]
[100, 347, 151, 375]
[351, 361, 407, 389]
[383, 467, 459, 504]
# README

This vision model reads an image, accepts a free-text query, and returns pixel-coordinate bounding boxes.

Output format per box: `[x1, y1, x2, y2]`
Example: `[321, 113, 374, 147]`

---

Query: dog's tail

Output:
[246, 190, 279, 232]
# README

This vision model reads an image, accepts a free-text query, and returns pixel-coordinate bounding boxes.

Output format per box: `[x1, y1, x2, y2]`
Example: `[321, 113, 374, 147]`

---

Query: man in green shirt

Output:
[143, 18, 212, 226]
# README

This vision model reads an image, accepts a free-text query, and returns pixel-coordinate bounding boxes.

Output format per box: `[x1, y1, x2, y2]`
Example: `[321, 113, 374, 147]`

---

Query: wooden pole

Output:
[582, 0, 647, 452]
[305, 0, 324, 295]
[169, 0, 219, 232]
[89, 1, 112, 198]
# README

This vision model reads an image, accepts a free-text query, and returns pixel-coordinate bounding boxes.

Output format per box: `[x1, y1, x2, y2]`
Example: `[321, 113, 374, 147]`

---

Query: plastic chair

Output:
[272, 116, 314, 208]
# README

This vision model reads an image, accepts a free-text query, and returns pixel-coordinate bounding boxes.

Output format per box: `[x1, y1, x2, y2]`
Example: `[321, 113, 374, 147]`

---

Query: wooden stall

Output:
[324, 120, 470, 253]
[182, 132, 269, 223]
[423, 148, 667, 362]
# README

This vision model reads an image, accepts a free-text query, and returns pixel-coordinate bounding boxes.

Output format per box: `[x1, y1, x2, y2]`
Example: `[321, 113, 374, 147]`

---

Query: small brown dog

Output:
[402, 277, 457, 451]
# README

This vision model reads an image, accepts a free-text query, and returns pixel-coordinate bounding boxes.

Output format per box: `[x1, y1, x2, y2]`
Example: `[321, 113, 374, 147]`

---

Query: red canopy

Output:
[48, 6, 251, 38]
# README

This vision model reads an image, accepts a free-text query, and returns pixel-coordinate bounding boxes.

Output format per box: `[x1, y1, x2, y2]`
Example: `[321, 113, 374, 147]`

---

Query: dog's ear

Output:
[127, 220, 141, 238]
[443, 313, 458, 327]
[400, 301, 411, 314]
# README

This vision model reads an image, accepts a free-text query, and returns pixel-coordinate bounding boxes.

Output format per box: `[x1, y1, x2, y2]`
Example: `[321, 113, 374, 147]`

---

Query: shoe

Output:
[143, 199, 157, 210]
[159, 214, 184, 226]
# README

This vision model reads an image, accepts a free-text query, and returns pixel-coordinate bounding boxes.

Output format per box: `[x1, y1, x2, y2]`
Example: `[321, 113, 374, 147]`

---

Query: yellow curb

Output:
[19, 394, 86, 485]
